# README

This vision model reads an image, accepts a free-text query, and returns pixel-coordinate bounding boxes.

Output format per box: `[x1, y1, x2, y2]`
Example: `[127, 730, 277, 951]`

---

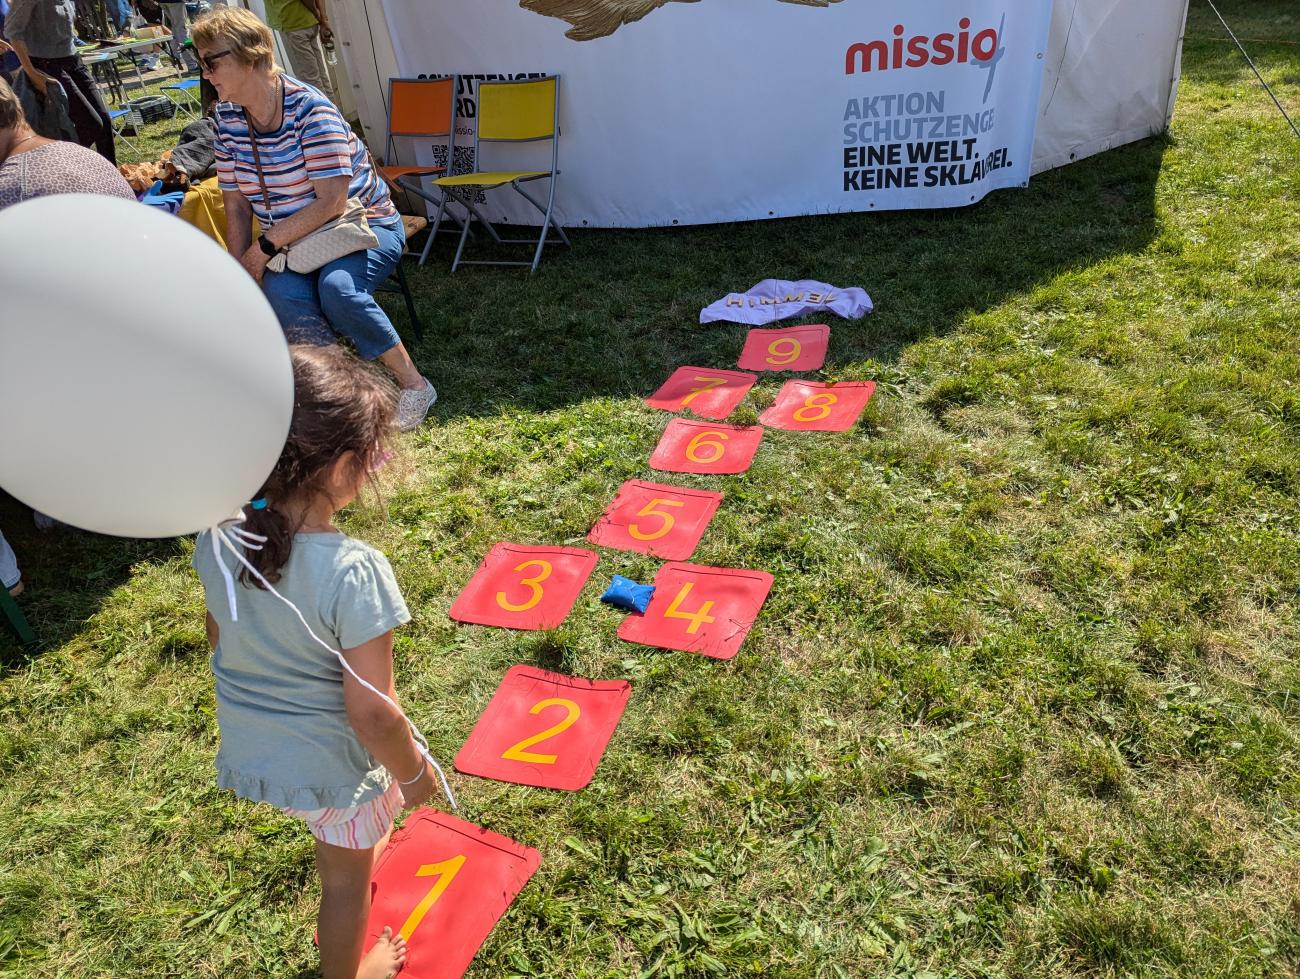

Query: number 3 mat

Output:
[455, 665, 631, 790]
[449, 543, 599, 631]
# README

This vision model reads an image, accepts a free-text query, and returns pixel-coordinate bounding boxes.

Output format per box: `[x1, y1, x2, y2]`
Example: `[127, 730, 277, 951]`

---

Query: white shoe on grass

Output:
[397, 378, 437, 432]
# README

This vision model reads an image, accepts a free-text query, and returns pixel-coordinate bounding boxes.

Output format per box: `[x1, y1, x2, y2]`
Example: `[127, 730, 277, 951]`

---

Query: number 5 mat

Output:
[449, 543, 599, 630]
[365, 809, 540, 979]
[758, 380, 876, 432]
[588, 479, 723, 560]
[618, 562, 774, 661]
[455, 665, 632, 790]
[736, 323, 830, 372]
[644, 366, 757, 420]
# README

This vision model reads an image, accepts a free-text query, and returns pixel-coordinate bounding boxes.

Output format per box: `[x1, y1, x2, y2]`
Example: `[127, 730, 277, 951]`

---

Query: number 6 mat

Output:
[364, 809, 541, 979]
[449, 543, 599, 631]
[455, 665, 632, 790]
[648, 419, 765, 475]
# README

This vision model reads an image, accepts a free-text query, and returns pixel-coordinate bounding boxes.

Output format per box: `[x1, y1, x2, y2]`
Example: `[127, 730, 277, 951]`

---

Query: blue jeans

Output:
[261, 218, 405, 361]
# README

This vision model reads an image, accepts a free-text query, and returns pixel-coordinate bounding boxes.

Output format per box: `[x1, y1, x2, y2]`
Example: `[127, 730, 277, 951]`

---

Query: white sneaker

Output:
[397, 378, 437, 431]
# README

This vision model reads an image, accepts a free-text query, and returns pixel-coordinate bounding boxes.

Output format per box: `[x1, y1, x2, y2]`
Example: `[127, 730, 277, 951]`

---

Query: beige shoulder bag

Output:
[246, 109, 378, 274]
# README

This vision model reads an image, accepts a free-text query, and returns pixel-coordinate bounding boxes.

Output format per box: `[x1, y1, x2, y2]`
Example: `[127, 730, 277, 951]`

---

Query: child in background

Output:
[193, 344, 436, 979]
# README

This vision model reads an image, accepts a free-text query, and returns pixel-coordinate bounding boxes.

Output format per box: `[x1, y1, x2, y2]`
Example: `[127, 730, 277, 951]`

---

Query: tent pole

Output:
[1201, 0, 1299, 138]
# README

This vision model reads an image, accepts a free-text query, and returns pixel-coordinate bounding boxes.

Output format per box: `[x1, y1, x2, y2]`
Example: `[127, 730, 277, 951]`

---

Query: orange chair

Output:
[379, 77, 459, 263]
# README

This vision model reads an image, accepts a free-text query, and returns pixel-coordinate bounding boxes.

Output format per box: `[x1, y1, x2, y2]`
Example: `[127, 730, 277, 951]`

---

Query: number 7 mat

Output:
[449, 543, 599, 630]
[455, 665, 632, 790]
[588, 480, 723, 560]
[364, 808, 541, 979]
[736, 323, 830, 372]
[644, 366, 757, 419]
[618, 562, 774, 661]
[758, 380, 876, 432]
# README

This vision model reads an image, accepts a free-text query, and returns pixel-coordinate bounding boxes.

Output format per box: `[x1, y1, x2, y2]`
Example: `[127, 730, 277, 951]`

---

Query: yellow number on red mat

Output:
[663, 581, 716, 634]
[628, 498, 686, 541]
[680, 376, 728, 407]
[495, 560, 552, 613]
[792, 393, 838, 422]
[766, 338, 802, 366]
[685, 430, 729, 464]
[398, 854, 467, 941]
[500, 698, 582, 765]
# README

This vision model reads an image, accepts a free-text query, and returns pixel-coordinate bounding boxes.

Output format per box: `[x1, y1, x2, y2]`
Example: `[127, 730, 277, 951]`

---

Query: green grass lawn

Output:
[3, 2, 1298, 975]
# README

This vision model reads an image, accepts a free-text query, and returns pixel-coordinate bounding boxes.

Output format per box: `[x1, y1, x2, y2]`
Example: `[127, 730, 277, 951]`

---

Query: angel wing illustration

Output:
[521, 0, 843, 42]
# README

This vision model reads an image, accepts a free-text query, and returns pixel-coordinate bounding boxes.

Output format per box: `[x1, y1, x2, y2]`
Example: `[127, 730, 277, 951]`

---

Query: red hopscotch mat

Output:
[758, 380, 876, 432]
[644, 366, 757, 419]
[587, 479, 723, 560]
[617, 562, 774, 661]
[736, 324, 830, 372]
[448, 542, 598, 630]
[455, 665, 631, 790]
[648, 418, 765, 475]
[364, 809, 540, 979]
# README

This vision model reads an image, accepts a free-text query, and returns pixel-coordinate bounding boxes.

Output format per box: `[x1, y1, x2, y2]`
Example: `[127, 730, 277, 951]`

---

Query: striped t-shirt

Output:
[214, 76, 397, 227]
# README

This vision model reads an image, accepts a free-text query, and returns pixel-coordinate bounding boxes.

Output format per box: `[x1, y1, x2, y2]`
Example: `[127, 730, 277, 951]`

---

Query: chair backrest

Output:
[387, 76, 456, 137]
[477, 77, 558, 142]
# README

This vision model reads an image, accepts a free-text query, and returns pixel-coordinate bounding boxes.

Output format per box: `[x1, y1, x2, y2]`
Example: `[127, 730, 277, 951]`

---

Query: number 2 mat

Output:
[618, 562, 774, 661]
[736, 323, 830, 372]
[449, 543, 599, 630]
[455, 665, 631, 790]
[587, 479, 723, 560]
[364, 808, 540, 979]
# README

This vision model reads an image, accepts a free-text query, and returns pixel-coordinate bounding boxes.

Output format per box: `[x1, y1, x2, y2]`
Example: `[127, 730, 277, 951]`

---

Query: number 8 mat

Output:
[455, 665, 632, 790]
[364, 809, 540, 979]
[758, 380, 876, 432]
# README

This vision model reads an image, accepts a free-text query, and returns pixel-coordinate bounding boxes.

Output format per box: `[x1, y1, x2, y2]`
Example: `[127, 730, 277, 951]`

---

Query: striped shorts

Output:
[282, 780, 404, 849]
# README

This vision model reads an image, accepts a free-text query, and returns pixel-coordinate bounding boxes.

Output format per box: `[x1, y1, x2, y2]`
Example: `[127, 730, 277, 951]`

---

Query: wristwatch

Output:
[257, 234, 279, 257]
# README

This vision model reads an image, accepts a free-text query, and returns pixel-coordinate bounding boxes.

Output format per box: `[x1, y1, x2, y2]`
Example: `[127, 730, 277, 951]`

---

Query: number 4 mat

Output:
[618, 562, 774, 661]
[449, 543, 599, 630]
[758, 380, 876, 432]
[364, 809, 540, 979]
[455, 665, 632, 790]
[737, 323, 830, 372]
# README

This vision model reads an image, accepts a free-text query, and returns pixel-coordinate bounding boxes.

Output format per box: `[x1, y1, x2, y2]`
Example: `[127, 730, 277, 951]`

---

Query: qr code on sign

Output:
[429, 144, 486, 205]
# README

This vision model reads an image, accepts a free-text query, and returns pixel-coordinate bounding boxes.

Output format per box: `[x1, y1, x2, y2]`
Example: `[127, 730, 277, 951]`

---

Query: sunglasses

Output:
[198, 49, 234, 73]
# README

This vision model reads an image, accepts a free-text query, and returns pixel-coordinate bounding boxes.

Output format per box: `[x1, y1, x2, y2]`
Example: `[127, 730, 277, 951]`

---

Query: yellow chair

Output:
[432, 76, 569, 274]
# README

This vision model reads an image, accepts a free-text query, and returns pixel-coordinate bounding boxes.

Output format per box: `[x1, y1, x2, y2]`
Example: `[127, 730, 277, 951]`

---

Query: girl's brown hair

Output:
[240, 345, 397, 587]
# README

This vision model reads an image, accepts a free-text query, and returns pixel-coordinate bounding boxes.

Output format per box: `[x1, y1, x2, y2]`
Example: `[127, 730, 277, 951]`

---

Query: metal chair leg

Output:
[394, 260, 423, 341]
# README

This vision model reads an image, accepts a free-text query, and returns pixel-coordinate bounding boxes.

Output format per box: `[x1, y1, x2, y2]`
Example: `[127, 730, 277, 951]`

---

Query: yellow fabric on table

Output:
[179, 177, 259, 249]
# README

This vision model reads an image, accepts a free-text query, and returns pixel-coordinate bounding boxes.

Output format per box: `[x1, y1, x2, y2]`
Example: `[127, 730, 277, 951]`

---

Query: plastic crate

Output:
[121, 95, 176, 133]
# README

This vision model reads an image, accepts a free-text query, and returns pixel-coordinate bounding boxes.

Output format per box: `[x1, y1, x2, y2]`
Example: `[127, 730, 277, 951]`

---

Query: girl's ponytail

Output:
[236, 345, 398, 588]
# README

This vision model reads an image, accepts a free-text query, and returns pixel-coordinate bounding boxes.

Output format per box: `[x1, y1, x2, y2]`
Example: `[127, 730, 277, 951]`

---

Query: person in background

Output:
[4, 0, 116, 163]
[263, 0, 335, 104]
[0, 75, 131, 206]
[194, 7, 437, 432]
[160, 1, 199, 73]
[0, 530, 20, 597]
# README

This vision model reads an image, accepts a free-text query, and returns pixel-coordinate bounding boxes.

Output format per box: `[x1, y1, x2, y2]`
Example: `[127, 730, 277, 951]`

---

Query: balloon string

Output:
[209, 520, 458, 812]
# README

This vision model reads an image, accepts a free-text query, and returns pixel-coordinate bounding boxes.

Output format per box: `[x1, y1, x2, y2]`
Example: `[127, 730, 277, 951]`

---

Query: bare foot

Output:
[357, 926, 407, 979]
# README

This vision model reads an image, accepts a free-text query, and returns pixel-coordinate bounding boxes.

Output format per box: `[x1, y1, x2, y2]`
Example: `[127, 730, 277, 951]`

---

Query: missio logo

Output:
[845, 18, 1000, 74]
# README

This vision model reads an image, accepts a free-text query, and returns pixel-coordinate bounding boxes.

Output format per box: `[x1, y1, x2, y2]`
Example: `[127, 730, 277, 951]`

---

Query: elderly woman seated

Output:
[192, 7, 437, 432]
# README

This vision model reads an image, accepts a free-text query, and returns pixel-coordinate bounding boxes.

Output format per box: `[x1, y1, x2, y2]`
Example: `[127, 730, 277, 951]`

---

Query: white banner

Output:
[378, 0, 1054, 227]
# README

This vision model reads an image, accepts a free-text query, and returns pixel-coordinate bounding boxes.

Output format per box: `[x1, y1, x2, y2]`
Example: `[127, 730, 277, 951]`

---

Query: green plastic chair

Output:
[0, 587, 34, 645]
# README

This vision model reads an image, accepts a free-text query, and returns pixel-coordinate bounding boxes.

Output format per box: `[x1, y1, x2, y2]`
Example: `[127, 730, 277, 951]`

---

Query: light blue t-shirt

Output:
[193, 530, 411, 810]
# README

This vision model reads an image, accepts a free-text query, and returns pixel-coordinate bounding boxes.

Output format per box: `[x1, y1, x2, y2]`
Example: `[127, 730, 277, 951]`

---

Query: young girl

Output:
[193, 344, 437, 979]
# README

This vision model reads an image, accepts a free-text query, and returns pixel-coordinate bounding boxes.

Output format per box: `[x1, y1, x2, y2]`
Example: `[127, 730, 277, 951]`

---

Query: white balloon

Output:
[0, 194, 293, 538]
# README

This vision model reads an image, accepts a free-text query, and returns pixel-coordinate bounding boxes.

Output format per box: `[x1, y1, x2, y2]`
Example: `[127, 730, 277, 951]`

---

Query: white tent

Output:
[321, 0, 1188, 227]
